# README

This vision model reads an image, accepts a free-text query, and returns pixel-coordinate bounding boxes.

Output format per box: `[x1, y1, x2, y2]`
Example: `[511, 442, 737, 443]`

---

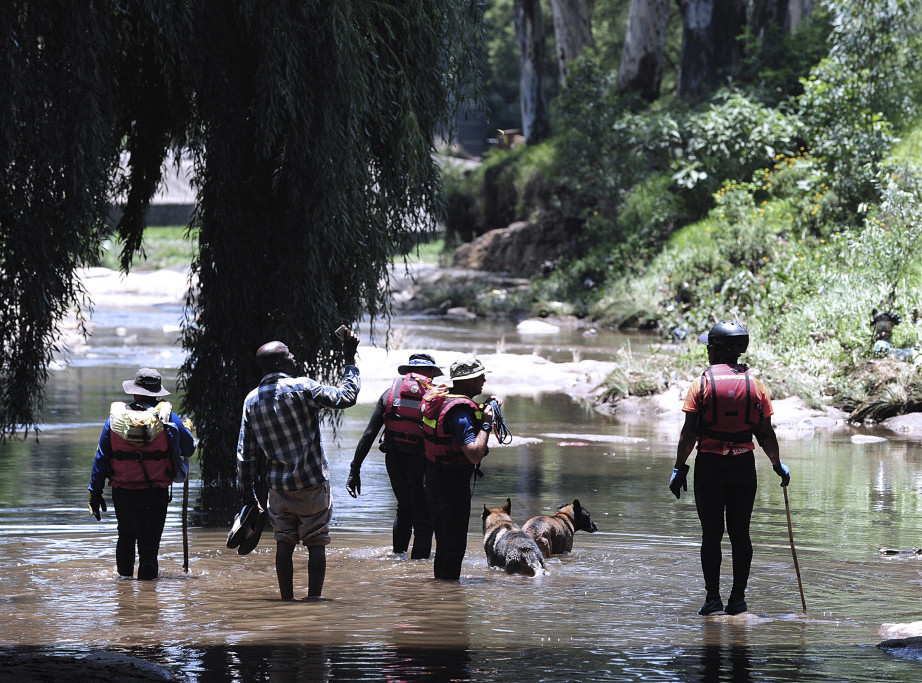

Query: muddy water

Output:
[2, 301, 922, 680]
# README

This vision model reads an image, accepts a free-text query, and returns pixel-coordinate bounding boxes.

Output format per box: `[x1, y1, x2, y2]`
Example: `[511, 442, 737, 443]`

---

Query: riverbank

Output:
[68, 265, 922, 440]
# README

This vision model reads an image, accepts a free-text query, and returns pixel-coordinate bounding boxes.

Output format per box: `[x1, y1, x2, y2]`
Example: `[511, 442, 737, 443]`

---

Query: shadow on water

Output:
[3, 311, 922, 680]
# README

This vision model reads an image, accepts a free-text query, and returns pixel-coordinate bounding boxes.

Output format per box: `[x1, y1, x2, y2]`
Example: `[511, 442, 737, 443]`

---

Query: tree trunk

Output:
[549, 0, 595, 88]
[787, 0, 812, 33]
[514, 0, 551, 143]
[675, 0, 748, 101]
[618, 0, 671, 101]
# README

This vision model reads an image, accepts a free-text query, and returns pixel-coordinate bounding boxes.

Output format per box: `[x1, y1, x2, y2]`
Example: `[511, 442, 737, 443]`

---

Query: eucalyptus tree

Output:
[0, 1, 483, 522]
[617, 0, 671, 101]
[550, 0, 596, 87]
[514, 0, 552, 142]
[675, 0, 748, 101]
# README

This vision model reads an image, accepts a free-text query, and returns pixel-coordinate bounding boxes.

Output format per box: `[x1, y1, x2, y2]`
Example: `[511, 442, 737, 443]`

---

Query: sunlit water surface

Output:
[2, 302, 922, 680]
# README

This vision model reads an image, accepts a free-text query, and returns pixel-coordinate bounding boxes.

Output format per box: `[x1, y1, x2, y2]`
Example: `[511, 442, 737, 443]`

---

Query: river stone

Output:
[452, 220, 576, 277]
[850, 434, 888, 444]
[516, 319, 560, 335]
[879, 412, 922, 437]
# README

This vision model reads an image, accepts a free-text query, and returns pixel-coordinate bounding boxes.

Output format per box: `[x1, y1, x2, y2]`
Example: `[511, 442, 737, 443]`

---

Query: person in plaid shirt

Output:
[237, 330, 360, 600]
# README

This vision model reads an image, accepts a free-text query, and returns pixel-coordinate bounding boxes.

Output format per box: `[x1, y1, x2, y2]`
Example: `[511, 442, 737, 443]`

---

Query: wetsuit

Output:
[682, 363, 772, 603]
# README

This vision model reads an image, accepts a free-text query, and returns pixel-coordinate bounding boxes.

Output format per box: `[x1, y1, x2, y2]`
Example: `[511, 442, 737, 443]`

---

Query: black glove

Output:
[346, 464, 361, 498]
[669, 464, 690, 499]
[88, 491, 107, 520]
[773, 462, 791, 487]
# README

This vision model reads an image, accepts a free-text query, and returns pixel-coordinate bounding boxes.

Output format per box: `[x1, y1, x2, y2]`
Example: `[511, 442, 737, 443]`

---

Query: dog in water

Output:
[481, 498, 547, 577]
[522, 499, 599, 558]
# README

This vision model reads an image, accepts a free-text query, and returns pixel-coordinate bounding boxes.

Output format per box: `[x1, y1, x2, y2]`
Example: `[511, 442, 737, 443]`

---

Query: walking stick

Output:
[182, 454, 190, 573]
[783, 485, 807, 613]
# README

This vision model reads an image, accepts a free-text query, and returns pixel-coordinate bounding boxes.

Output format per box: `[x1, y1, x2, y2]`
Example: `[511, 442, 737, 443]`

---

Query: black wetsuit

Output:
[693, 450, 757, 601]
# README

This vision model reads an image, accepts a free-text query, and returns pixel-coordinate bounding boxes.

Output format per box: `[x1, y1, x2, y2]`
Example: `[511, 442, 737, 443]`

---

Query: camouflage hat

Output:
[449, 356, 487, 382]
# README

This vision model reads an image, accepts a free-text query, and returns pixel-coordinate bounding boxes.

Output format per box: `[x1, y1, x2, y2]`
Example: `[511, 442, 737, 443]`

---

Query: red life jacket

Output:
[108, 401, 173, 489]
[420, 387, 483, 466]
[697, 364, 761, 455]
[383, 372, 436, 452]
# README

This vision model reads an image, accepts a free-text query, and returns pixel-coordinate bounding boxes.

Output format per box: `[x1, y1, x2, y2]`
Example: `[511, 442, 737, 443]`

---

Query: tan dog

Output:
[522, 499, 599, 558]
[481, 498, 547, 577]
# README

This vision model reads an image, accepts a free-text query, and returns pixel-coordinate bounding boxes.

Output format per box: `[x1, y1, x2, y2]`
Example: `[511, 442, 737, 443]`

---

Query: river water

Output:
[2, 288, 922, 681]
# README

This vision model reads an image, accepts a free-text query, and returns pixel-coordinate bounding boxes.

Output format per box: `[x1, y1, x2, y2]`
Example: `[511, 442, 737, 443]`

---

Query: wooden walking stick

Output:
[783, 486, 807, 613]
[182, 454, 190, 573]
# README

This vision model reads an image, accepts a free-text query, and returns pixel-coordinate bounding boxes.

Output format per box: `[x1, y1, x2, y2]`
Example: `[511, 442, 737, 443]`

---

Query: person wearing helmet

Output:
[669, 321, 790, 616]
[347, 353, 444, 559]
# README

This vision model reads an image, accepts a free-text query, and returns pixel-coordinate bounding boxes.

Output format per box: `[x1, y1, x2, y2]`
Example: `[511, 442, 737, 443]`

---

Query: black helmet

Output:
[698, 321, 749, 353]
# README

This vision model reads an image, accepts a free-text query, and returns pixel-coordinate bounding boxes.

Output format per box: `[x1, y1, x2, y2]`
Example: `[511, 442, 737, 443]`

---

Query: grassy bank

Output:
[96, 226, 198, 272]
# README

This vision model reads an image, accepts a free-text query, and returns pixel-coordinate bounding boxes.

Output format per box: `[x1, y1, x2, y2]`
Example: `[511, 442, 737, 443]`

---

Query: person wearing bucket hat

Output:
[419, 355, 501, 580]
[87, 368, 196, 579]
[348, 353, 444, 559]
[237, 330, 361, 600]
[671, 321, 789, 616]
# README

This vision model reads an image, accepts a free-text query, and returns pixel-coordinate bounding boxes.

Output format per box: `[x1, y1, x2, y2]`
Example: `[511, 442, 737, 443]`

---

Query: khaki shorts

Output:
[268, 480, 332, 547]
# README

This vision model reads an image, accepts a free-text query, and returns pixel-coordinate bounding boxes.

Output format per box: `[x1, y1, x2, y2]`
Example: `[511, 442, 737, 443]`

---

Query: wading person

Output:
[347, 353, 443, 559]
[237, 332, 360, 600]
[420, 357, 500, 580]
[88, 368, 196, 580]
[670, 322, 790, 616]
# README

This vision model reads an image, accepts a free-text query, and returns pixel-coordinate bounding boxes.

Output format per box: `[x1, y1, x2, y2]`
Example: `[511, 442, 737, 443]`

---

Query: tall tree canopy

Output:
[0, 1, 483, 521]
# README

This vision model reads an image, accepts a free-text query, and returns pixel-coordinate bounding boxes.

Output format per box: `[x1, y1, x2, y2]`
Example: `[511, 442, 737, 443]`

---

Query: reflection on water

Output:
[2, 311, 922, 680]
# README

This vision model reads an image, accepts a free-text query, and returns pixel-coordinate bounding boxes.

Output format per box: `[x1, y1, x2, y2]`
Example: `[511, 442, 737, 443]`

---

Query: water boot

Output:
[698, 598, 725, 616]
[725, 595, 748, 615]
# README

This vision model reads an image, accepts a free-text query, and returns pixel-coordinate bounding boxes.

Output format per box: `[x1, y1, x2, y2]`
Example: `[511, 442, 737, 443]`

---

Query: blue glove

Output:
[773, 462, 790, 487]
[669, 464, 690, 499]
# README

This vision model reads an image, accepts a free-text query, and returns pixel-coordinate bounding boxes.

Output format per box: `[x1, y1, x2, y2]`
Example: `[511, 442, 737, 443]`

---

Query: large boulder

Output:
[452, 220, 575, 277]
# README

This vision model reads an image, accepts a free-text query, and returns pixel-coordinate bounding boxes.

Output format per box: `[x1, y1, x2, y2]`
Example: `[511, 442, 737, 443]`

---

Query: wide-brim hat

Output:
[122, 368, 171, 397]
[449, 356, 487, 382]
[397, 353, 443, 377]
[226, 504, 268, 555]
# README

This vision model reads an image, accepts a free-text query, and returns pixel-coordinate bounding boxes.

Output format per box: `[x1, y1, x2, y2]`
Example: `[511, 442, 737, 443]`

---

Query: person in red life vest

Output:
[237, 332, 360, 600]
[87, 368, 196, 580]
[420, 356, 501, 581]
[670, 322, 790, 616]
[347, 353, 444, 559]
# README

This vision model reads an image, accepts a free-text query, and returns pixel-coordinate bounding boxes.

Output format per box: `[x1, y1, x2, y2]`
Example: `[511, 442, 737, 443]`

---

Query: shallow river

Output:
[2, 296, 922, 681]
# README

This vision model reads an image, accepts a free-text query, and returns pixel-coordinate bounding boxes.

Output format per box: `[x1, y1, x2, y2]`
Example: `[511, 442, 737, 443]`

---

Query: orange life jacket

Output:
[420, 387, 482, 466]
[108, 401, 173, 489]
[383, 372, 436, 452]
[697, 364, 761, 455]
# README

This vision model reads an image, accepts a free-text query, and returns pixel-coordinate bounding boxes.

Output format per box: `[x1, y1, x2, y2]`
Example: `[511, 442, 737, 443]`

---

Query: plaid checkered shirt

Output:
[237, 366, 360, 496]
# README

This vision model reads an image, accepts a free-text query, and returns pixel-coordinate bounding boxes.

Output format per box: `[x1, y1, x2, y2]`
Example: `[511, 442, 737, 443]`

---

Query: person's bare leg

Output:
[276, 541, 295, 600]
[307, 545, 326, 599]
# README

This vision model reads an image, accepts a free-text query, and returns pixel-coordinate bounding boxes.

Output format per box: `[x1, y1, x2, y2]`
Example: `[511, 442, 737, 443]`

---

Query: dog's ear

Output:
[482, 505, 490, 520]
[503, 498, 512, 513]
[573, 499, 581, 510]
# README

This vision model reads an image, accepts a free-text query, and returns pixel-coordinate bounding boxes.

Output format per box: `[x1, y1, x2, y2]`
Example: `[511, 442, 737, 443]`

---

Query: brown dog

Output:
[481, 498, 547, 577]
[522, 499, 599, 558]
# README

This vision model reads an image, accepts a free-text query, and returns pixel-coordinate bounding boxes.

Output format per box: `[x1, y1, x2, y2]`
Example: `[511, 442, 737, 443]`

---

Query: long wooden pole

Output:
[783, 486, 806, 613]
[182, 455, 189, 573]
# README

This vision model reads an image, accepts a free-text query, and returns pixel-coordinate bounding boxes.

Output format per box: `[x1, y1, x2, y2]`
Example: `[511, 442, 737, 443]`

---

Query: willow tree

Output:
[0, 1, 483, 522]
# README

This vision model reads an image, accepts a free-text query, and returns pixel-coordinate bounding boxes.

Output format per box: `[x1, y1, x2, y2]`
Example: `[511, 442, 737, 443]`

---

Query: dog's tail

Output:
[507, 552, 547, 577]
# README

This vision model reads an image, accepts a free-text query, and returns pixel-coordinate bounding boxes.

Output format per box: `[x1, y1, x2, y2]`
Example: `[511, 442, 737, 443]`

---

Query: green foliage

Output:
[798, 0, 922, 211]
[740, 6, 832, 103]
[96, 226, 198, 271]
[0, 1, 484, 522]
[0, 2, 130, 438]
